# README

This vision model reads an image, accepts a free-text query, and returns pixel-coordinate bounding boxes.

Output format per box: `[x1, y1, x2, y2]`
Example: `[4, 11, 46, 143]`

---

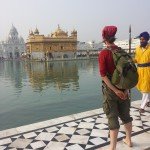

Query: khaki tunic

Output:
[134, 44, 150, 92]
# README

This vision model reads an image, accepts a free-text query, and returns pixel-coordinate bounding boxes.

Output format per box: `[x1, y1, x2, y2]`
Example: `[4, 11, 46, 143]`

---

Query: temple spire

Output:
[58, 24, 60, 29]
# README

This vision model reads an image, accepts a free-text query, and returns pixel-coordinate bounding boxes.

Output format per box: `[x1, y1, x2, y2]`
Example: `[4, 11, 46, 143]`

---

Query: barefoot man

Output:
[98, 26, 133, 150]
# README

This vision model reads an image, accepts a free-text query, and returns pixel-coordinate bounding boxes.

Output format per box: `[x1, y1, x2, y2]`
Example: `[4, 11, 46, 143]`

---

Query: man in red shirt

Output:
[98, 26, 133, 150]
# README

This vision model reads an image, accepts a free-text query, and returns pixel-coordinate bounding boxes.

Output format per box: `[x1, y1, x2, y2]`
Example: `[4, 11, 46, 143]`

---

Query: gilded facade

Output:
[26, 25, 77, 60]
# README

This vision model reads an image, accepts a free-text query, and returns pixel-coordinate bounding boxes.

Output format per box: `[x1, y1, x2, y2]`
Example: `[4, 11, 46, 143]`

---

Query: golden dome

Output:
[34, 27, 39, 35]
[71, 29, 77, 34]
[53, 25, 68, 37]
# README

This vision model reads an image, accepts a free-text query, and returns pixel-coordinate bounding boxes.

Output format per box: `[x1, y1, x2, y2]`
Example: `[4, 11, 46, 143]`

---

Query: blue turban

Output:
[139, 31, 150, 41]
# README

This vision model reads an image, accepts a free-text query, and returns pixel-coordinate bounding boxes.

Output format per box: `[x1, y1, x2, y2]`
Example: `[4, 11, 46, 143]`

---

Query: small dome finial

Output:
[34, 27, 39, 34]
[58, 24, 60, 29]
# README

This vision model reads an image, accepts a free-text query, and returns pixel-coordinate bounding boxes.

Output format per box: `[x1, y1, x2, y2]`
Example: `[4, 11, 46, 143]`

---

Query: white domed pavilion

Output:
[0, 25, 26, 60]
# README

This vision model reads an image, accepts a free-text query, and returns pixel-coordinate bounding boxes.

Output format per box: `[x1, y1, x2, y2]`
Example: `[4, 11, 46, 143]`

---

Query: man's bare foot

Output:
[146, 102, 150, 107]
[123, 138, 133, 147]
[139, 108, 145, 113]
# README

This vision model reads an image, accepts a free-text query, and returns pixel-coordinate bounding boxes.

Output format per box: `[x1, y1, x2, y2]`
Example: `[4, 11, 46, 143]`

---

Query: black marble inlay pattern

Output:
[0, 107, 149, 150]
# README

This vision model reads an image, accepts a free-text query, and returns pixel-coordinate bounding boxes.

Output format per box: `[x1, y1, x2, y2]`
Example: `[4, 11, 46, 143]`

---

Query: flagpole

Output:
[129, 25, 131, 54]
[128, 25, 132, 99]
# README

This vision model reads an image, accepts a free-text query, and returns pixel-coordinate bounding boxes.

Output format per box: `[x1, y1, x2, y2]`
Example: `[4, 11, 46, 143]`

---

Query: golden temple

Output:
[26, 25, 77, 60]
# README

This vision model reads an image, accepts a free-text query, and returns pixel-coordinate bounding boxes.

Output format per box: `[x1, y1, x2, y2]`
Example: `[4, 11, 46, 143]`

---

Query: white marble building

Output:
[77, 41, 102, 57]
[115, 38, 140, 53]
[0, 25, 26, 59]
[102, 38, 140, 53]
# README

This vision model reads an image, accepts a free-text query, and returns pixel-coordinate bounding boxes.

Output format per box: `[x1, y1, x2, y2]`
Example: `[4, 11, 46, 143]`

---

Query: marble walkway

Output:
[0, 100, 149, 150]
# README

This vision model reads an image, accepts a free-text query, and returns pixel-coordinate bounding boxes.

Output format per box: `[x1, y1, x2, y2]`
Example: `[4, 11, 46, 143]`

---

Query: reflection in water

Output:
[0, 60, 98, 93]
[25, 61, 80, 92]
[0, 61, 26, 92]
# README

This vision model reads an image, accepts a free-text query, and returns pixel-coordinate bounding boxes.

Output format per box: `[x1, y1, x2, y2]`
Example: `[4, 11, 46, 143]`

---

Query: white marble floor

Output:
[0, 101, 149, 150]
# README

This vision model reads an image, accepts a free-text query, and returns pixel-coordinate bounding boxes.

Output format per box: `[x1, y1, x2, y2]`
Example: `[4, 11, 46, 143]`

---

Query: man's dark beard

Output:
[140, 41, 148, 47]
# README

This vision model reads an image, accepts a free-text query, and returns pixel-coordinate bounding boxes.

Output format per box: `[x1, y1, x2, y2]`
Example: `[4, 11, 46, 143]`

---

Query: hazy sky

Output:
[0, 0, 149, 42]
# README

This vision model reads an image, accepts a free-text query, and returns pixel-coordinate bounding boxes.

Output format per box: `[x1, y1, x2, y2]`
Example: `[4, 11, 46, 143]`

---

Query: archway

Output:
[48, 52, 53, 59]
[63, 54, 68, 58]
[9, 52, 13, 59]
[15, 52, 20, 58]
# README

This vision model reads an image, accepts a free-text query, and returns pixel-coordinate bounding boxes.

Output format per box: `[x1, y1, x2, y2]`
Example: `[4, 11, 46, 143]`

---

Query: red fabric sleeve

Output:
[98, 49, 115, 77]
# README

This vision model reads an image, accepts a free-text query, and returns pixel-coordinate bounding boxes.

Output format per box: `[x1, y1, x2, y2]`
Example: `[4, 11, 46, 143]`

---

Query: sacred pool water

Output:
[0, 59, 140, 130]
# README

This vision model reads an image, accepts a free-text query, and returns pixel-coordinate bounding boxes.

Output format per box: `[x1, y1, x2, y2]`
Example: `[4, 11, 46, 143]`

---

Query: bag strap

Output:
[105, 47, 121, 66]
